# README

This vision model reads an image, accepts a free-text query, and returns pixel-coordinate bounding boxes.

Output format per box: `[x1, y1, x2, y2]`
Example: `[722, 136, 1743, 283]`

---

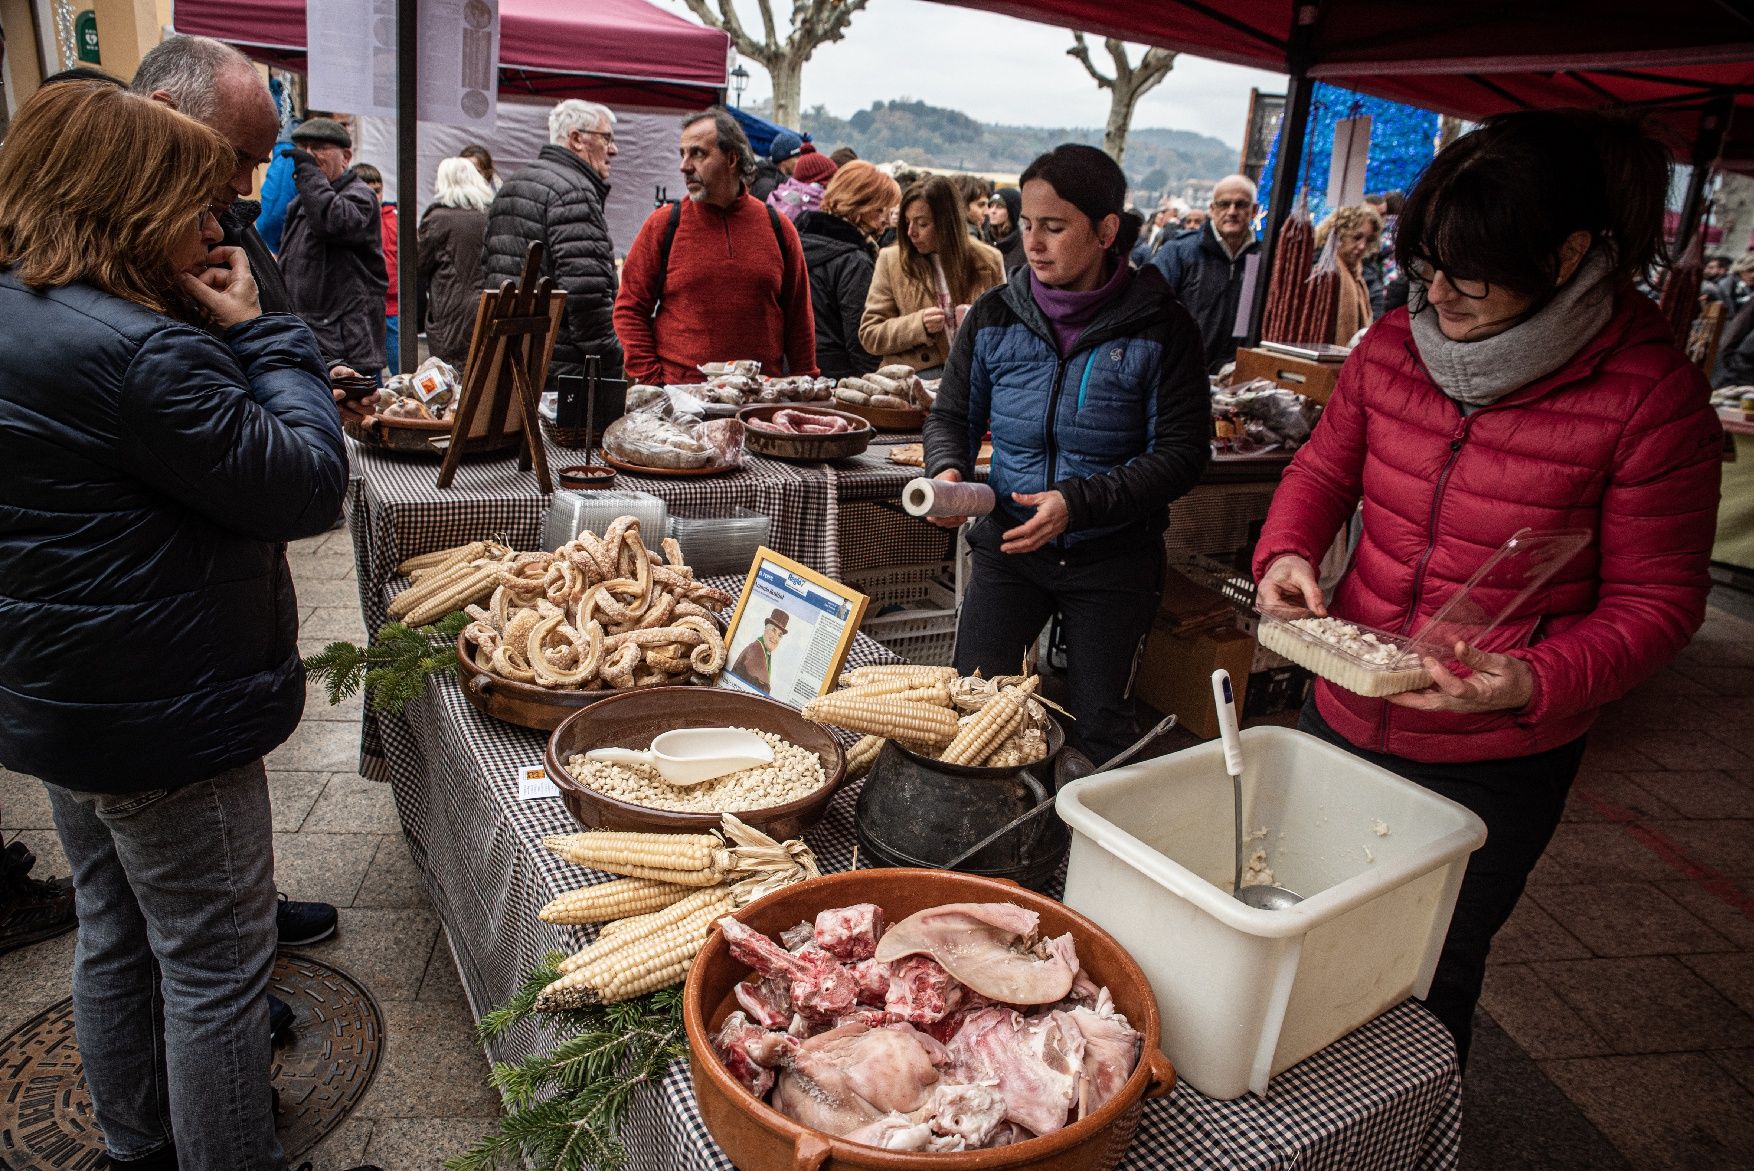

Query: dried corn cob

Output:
[802, 694, 959, 747]
[397, 540, 488, 577]
[833, 678, 953, 706]
[840, 664, 959, 688]
[542, 830, 729, 884]
[387, 561, 473, 617]
[941, 677, 1039, 766]
[402, 563, 502, 626]
[845, 734, 885, 779]
[538, 893, 732, 1008]
[537, 876, 694, 925]
[556, 886, 728, 973]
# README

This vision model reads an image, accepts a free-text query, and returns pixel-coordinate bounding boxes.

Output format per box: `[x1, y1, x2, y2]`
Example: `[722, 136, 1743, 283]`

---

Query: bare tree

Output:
[1068, 32, 1177, 166]
[677, 0, 871, 128]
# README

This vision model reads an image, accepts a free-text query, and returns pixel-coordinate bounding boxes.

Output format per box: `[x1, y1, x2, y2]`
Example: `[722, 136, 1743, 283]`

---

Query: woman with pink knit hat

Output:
[767, 143, 838, 223]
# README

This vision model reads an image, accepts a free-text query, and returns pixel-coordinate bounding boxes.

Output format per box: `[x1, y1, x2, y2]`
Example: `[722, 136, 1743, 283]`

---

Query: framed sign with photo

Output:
[718, 548, 869, 708]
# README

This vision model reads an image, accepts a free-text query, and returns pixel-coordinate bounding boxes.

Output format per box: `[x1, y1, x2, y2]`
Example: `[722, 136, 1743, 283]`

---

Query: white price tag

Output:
[517, 764, 559, 800]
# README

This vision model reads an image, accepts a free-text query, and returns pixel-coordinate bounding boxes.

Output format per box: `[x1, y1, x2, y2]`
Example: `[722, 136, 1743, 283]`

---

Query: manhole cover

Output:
[0, 953, 383, 1170]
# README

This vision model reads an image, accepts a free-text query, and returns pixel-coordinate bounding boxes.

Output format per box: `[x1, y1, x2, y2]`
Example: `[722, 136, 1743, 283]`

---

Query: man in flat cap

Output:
[279, 116, 389, 376]
[729, 608, 789, 694]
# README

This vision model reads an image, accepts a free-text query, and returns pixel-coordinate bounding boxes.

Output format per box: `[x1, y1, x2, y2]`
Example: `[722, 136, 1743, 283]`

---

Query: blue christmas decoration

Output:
[1256, 82, 1439, 226]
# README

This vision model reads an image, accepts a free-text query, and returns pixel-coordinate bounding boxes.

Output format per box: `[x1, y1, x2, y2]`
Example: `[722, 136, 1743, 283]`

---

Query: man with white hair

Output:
[1151, 173, 1262, 372]
[481, 99, 622, 380]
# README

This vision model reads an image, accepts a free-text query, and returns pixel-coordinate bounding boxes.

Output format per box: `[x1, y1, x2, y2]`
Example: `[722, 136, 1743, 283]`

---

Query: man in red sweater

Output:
[614, 107, 816, 385]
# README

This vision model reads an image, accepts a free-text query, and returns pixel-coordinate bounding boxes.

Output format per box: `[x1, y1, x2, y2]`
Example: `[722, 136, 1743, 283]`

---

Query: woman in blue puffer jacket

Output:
[0, 81, 346, 1171]
[923, 144, 1210, 762]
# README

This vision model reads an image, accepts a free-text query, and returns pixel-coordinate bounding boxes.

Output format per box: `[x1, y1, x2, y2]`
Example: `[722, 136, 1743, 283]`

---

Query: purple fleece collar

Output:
[1028, 258, 1130, 354]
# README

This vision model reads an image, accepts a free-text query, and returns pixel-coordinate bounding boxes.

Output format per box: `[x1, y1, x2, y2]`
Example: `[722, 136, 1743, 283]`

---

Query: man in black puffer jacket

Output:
[481, 99, 622, 381]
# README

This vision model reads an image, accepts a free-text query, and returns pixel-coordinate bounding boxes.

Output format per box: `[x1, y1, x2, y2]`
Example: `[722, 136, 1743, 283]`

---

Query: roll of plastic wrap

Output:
[901, 477, 996, 518]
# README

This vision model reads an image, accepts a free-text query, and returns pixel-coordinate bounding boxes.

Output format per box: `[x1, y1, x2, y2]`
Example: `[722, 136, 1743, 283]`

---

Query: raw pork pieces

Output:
[711, 901, 1141, 1152]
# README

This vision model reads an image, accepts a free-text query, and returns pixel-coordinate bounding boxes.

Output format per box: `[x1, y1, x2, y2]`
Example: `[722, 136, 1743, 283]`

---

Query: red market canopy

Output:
[941, 0, 1754, 172]
[173, 0, 731, 109]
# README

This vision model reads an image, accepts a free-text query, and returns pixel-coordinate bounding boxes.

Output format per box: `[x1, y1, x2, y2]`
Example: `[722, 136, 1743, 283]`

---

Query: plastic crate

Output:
[848, 563, 959, 666]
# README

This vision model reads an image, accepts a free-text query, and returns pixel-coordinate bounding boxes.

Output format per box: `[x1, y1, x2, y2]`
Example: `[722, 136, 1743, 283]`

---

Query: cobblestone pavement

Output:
[3, 524, 1752, 1169]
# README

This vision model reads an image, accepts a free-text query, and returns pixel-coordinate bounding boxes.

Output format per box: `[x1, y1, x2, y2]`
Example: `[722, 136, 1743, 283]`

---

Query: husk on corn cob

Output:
[802, 693, 959, 747]
[542, 830, 730, 885]
[941, 676, 1039, 766]
[537, 876, 694, 925]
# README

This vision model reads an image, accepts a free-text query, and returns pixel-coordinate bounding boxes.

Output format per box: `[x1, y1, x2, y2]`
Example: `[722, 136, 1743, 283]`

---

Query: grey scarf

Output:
[1408, 247, 1616, 408]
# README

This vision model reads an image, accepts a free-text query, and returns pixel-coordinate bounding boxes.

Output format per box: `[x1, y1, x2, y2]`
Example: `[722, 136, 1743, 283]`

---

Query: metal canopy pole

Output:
[1674, 93, 1732, 258]
[397, 0, 419, 373]
[1246, 0, 1321, 348]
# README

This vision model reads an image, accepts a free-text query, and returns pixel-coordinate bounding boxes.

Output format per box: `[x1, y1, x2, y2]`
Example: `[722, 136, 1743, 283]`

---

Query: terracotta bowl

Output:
[739, 404, 875, 462]
[545, 686, 847, 839]
[455, 634, 660, 732]
[684, 869, 1176, 1171]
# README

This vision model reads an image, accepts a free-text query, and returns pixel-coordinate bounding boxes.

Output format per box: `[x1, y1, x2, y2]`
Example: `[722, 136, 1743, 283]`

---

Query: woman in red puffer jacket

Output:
[1252, 110, 1722, 1065]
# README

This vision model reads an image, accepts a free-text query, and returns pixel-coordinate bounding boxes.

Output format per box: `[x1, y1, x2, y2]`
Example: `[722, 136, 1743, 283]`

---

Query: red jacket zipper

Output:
[1377, 417, 1472, 751]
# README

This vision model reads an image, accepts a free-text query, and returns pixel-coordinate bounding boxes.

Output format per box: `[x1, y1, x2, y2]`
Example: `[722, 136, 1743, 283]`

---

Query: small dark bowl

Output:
[556, 463, 618, 490]
[545, 686, 847, 839]
[738, 404, 874, 462]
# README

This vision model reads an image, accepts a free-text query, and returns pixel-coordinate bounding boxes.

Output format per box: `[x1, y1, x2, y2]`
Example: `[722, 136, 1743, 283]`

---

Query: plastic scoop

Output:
[1212, 670, 1303, 911]
[585, 728, 773, 787]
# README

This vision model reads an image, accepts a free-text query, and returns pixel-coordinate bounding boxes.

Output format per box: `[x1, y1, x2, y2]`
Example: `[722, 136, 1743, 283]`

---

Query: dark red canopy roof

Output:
[174, 0, 730, 110]
[941, 0, 1754, 170]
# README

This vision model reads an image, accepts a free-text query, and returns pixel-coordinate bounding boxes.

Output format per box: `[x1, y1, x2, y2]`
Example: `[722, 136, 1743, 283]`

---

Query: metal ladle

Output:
[1211, 670, 1303, 911]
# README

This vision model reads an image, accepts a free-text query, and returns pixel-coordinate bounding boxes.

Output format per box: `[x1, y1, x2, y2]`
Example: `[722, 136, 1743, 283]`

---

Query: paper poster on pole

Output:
[307, 0, 398, 118]
[307, 0, 500, 128]
[1328, 115, 1372, 211]
[420, 0, 500, 129]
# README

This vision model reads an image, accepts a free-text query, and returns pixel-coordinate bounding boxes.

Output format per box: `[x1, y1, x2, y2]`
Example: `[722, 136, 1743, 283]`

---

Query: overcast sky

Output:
[704, 0, 1288, 151]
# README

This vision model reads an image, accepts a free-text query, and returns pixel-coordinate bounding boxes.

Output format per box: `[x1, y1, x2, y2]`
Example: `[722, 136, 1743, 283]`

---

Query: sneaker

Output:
[275, 892, 338, 946]
[0, 839, 77, 956]
[268, 993, 295, 1048]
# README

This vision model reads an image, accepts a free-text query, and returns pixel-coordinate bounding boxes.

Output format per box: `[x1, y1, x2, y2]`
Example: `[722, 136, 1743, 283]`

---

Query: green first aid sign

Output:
[75, 10, 99, 63]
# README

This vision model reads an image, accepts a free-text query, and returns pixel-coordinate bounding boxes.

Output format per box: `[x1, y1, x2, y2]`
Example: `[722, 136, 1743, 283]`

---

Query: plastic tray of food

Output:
[1254, 614, 1430, 697]
[1256, 527, 1592, 698]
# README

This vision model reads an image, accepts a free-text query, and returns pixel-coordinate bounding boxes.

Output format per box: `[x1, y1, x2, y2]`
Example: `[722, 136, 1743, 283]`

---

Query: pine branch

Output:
[302, 610, 470, 715]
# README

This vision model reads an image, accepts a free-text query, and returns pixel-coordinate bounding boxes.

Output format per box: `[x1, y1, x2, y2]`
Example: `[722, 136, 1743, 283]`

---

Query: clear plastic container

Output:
[666, 507, 771, 576]
[1056, 726, 1487, 1099]
[1257, 527, 1592, 696]
[541, 490, 668, 551]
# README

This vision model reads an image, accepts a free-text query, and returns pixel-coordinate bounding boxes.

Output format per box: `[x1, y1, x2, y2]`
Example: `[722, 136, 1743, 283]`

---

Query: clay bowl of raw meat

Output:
[683, 868, 1175, 1170]
[546, 686, 847, 840]
[739, 404, 875, 462]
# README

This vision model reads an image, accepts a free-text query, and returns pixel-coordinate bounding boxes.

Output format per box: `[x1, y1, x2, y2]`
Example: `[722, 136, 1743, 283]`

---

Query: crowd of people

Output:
[0, 28, 1729, 1171]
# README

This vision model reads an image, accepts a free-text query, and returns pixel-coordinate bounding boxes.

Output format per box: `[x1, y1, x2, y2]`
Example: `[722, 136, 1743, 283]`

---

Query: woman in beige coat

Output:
[860, 175, 1004, 374]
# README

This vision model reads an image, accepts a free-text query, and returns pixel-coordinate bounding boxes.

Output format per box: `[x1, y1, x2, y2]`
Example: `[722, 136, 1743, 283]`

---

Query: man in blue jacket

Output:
[1151, 174, 1261, 372]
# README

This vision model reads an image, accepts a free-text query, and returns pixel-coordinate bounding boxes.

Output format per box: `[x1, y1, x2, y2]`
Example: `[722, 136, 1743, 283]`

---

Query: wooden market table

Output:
[340, 439, 1463, 1171]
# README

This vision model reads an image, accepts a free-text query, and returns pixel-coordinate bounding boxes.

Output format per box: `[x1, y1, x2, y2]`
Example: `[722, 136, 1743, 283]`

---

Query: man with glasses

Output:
[482, 99, 623, 381]
[1150, 174, 1261, 372]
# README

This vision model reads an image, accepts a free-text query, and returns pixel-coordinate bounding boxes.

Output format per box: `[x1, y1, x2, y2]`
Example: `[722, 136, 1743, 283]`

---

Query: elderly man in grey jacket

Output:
[280, 118, 389, 375]
[481, 99, 622, 381]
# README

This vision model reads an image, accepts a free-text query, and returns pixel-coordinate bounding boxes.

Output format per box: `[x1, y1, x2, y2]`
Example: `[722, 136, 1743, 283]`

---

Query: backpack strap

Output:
[766, 202, 793, 308]
[651, 199, 684, 312]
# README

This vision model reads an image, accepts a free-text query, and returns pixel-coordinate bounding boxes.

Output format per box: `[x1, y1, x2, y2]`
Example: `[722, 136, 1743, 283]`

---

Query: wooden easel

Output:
[437, 242, 564, 492]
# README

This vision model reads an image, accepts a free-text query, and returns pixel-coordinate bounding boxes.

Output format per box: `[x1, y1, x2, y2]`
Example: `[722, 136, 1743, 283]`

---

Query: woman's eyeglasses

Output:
[1407, 257, 1490, 299]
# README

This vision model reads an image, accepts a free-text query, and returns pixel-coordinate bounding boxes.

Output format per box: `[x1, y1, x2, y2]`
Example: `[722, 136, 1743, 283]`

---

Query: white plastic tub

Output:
[1055, 726, 1485, 1099]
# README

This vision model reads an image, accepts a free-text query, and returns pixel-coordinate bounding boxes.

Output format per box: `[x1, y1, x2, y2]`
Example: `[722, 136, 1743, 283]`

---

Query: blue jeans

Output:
[45, 762, 283, 1170]
[385, 314, 400, 375]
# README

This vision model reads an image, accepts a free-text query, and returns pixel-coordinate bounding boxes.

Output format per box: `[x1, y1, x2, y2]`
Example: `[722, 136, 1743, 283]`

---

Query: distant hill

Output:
[790, 99, 1238, 196]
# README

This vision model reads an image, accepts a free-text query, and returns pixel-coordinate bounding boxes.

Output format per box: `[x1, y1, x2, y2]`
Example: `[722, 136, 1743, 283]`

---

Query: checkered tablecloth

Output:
[341, 451, 1461, 1171]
